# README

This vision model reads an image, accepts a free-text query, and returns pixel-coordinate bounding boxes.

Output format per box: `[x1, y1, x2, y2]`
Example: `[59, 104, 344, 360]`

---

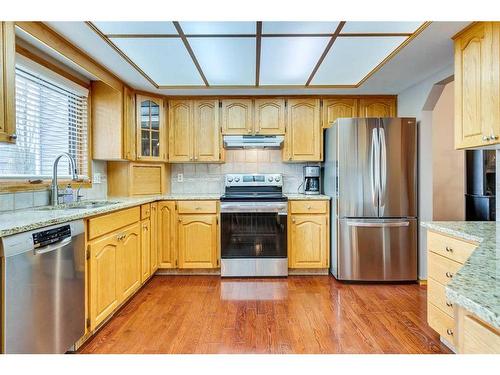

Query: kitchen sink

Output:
[36, 201, 120, 211]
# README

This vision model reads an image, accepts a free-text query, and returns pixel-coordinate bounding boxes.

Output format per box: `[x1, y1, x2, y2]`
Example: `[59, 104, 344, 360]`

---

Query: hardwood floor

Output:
[79, 275, 451, 354]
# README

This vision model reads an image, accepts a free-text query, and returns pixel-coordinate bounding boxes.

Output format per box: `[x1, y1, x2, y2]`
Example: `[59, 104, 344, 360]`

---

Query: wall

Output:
[170, 149, 314, 195]
[0, 160, 107, 212]
[397, 64, 454, 280]
[431, 82, 465, 220]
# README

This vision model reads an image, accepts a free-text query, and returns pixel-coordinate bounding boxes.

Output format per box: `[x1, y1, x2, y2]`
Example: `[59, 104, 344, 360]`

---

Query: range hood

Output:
[223, 135, 284, 149]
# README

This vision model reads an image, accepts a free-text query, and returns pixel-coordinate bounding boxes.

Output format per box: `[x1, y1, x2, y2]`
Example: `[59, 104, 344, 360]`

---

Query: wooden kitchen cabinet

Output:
[0, 21, 16, 143]
[358, 97, 396, 118]
[89, 232, 120, 330]
[426, 230, 479, 349]
[150, 202, 159, 273]
[454, 22, 500, 149]
[140, 219, 151, 283]
[169, 99, 222, 162]
[92, 82, 136, 160]
[158, 201, 177, 269]
[176, 201, 218, 269]
[221, 99, 253, 134]
[254, 98, 286, 135]
[288, 200, 330, 268]
[283, 98, 322, 162]
[107, 162, 168, 197]
[136, 94, 167, 161]
[456, 307, 500, 354]
[322, 98, 358, 129]
[117, 223, 141, 301]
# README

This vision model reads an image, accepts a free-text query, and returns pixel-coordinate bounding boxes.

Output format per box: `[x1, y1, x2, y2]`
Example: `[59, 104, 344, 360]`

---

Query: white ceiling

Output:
[19, 21, 470, 95]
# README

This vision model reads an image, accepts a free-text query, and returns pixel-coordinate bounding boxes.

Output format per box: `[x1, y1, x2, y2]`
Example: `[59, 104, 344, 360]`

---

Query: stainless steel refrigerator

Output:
[324, 118, 418, 281]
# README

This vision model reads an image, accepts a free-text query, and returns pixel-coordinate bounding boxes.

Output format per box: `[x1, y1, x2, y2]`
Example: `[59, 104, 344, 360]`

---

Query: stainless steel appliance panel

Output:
[378, 118, 417, 217]
[336, 118, 379, 218]
[2, 221, 85, 353]
[338, 218, 417, 281]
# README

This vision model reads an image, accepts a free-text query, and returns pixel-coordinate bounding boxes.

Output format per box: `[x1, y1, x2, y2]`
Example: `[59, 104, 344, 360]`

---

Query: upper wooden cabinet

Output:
[322, 98, 358, 129]
[169, 99, 222, 162]
[254, 98, 286, 135]
[92, 82, 136, 161]
[358, 97, 397, 118]
[136, 94, 167, 161]
[0, 22, 16, 143]
[283, 98, 322, 162]
[221, 99, 253, 134]
[454, 22, 500, 149]
[221, 98, 285, 135]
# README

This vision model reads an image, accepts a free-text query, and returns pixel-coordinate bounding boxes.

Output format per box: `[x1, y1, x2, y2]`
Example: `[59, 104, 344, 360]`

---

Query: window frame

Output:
[0, 50, 93, 192]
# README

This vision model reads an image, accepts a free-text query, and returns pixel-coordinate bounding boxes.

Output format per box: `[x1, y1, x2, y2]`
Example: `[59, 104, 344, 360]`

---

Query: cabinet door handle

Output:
[446, 301, 453, 307]
[446, 328, 453, 336]
[307, 205, 312, 210]
[445, 272, 453, 278]
[178, 218, 182, 222]
[445, 246, 453, 252]
[9, 134, 17, 140]
[292, 217, 296, 223]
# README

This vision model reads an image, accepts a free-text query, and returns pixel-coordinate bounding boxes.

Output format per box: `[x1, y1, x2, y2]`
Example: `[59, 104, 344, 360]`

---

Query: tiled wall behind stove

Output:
[0, 161, 107, 212]
[170, 149, 319, 194]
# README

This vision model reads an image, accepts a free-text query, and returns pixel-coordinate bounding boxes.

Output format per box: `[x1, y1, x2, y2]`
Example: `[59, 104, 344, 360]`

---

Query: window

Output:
[0, 60, 89, 180]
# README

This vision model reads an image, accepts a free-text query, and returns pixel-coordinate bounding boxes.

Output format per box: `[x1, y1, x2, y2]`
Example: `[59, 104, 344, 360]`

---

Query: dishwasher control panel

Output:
[32, 224, 71, 248]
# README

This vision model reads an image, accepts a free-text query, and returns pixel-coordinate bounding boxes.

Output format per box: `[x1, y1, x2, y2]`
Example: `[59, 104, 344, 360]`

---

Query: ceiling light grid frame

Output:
[85, 21, 431, 89]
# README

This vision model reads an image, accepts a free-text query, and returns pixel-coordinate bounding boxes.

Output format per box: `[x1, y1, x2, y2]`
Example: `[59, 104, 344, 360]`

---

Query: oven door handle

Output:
[220, 202, 288, 213]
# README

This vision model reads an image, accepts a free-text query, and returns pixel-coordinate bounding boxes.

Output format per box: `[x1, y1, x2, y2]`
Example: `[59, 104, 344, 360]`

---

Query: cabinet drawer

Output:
[428, 278, 454, 317]
[428, 251, 463, 286]
[427, 231, 477, 264]
[462, 313, 500, 354]
[428, 302, 456, 344]
[177, 200, 217, 214]
[88, 207, 141, 240]
[141, 203, 151, 219]
[290, 200, 328, 214]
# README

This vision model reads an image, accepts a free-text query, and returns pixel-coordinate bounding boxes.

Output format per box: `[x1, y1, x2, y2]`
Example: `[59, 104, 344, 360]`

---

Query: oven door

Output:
[220, 201, 287, 259]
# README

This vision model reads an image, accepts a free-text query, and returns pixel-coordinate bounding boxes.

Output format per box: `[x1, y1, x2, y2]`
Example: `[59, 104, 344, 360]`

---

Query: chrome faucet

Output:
[51, 153, 79, 206]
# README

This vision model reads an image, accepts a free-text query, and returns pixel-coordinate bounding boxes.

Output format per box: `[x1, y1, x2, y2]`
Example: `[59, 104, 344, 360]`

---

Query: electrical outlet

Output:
[177, 173, 184, 183]
[93, 173, 102, 184]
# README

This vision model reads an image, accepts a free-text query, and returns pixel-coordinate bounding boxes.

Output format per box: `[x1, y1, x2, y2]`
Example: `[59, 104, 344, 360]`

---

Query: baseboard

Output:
[155, 268, 221, 275]
[288, 268, 329, 275]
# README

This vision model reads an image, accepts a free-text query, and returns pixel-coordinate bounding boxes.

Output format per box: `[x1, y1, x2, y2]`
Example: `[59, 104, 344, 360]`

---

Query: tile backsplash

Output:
[0, 161, 107, 212]
[170, 149, 318, 195]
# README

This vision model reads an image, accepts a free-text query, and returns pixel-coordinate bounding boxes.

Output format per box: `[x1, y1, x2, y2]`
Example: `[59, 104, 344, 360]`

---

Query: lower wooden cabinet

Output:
[177, 213, 218, 268]
[426, 230, 479, 349]
[150, 202, 159, 273]
[456, 307, 500, 354]
[288, 200, 330, 269]
[89, 222, 141, 330]
[158, 201, 177, 268]
[140, 219, 151, 283]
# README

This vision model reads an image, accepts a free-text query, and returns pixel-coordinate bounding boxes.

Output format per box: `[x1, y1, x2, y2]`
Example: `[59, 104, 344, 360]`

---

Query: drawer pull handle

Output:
[446, 301, 453, 307]
[445, 246, 453, 252]
[446, 328, 453, 336]
[307, 205, 312, 210]
[445, 272, 453, 278]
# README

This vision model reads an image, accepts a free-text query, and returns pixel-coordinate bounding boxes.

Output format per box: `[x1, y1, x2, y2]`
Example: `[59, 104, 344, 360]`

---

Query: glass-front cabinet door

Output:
[136, 94, 166, 161]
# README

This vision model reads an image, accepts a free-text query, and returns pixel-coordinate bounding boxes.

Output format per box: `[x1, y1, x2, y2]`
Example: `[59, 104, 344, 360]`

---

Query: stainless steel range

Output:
[220, 173, 288, 277]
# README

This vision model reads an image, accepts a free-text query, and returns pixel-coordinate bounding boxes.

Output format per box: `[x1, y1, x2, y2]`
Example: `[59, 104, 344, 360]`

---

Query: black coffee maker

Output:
[303, 166, 321, 195]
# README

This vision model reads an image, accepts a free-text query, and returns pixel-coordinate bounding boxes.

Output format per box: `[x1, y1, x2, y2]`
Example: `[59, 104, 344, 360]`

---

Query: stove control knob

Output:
[268, 176, 273, 182]
[274, 176, 281, 182]
[227, 177, 233, 182]
[235, 177, 240, 182]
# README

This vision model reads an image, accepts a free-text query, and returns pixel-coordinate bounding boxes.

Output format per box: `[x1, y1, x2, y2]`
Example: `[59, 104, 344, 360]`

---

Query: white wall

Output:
[397, 64, 454, 279]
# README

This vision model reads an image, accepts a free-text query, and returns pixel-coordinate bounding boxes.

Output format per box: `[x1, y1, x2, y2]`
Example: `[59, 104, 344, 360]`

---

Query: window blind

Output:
[0, 66, 89, 180]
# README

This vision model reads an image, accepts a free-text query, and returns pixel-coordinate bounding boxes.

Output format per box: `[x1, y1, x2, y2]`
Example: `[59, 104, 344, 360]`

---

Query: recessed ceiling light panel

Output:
[342, 22, 424, 34]
[94, 21, 178, 35]
[262, 21, 340, 34]
[179, 22, 256, 35]
[111, 38, 204, 85]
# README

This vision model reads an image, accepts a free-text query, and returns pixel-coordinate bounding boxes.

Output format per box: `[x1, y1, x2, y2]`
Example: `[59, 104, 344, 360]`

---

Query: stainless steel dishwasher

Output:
[1, 220, 85, 353]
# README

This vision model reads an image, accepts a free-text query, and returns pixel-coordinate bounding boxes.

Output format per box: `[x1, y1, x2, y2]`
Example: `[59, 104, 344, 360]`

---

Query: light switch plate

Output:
[93, 173, 102, 184]
[177, 173, 183, 183]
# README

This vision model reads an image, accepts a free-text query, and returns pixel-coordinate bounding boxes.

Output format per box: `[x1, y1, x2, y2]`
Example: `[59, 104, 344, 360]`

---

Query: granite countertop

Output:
[0, 193, 330, 238]
[421, 221, 499, 329]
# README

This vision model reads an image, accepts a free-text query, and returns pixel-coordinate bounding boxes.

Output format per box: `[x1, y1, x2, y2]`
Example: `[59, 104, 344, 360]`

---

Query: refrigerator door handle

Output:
[346, 220, 410, 228]
[379, 127, 387, 208]
[370, 128, 380, 209]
